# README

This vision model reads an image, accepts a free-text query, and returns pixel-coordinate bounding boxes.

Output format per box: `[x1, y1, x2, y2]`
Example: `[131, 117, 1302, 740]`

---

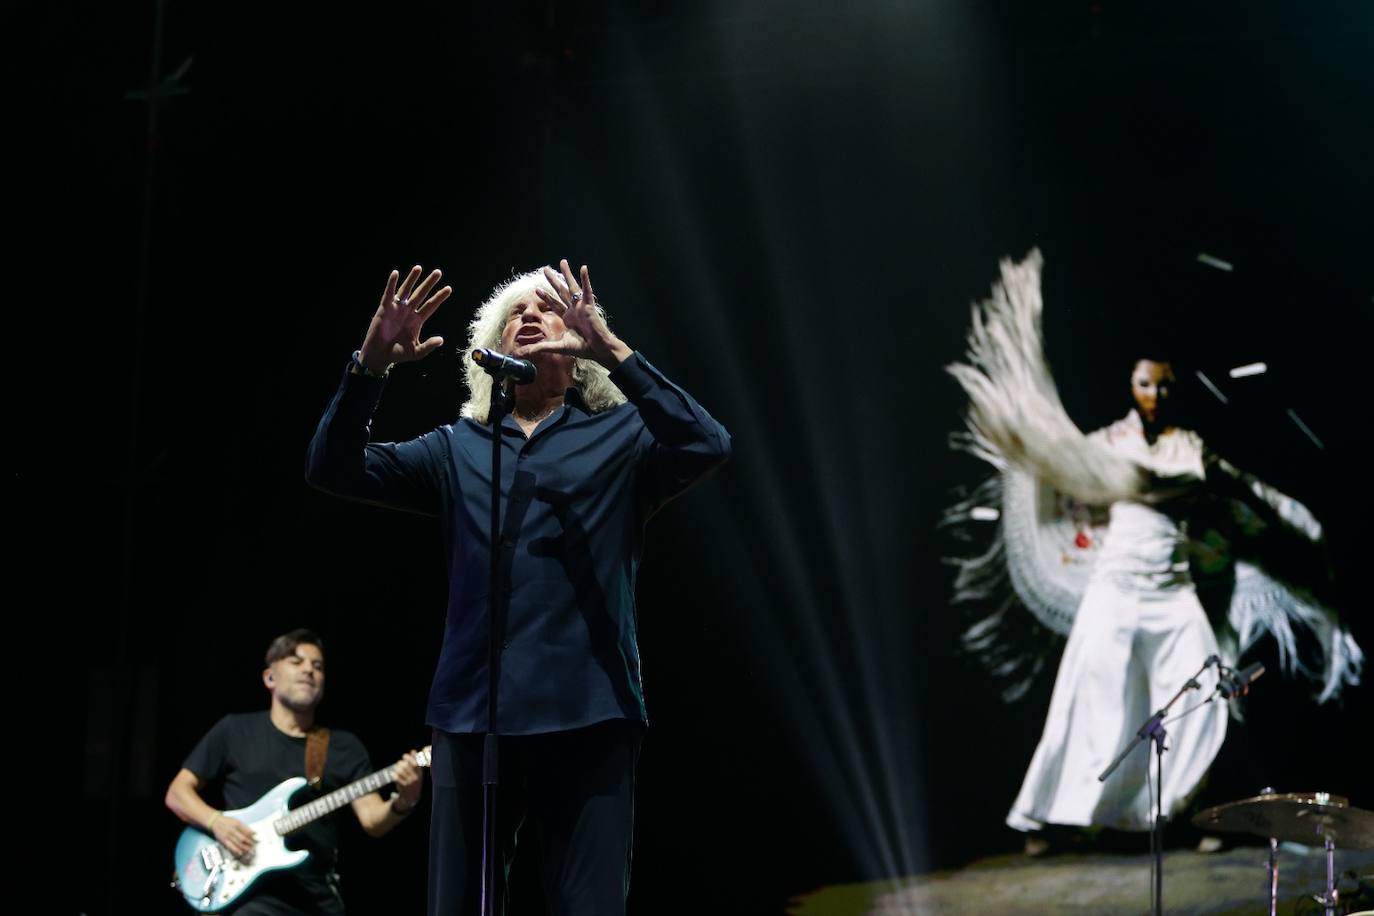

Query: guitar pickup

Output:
[198, 845, 227, 905]
[199, 844, 226, 870]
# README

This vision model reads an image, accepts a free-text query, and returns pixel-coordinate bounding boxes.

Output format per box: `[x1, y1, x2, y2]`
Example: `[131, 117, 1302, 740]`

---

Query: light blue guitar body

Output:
[171, 745, 430, 912]
[173, 777, 311, 913]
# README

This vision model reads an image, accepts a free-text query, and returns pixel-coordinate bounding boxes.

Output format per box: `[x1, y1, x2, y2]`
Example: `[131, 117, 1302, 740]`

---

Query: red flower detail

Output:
[1075, 530, 1092, 549]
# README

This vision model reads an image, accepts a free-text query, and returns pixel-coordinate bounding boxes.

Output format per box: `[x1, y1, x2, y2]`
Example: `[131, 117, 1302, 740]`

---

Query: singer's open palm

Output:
[359, 265, 452, 370]
[520, 259, 623, 367]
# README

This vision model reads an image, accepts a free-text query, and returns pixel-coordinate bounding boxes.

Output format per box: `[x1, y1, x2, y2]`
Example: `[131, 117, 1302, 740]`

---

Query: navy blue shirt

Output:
[307, 353, 731, 735]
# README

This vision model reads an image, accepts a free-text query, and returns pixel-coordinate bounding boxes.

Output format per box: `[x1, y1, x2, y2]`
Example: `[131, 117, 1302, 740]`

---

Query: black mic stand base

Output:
[1097, 657, 1217, 916]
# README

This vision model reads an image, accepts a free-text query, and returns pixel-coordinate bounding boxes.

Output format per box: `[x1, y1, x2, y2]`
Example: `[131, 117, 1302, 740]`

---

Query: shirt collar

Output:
[563, 386, 589, 414]
[498, 387, 588, 434]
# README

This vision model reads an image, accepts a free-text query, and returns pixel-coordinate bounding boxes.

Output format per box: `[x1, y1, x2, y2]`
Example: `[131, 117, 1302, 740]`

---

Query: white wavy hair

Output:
[461, 269, 628, 424]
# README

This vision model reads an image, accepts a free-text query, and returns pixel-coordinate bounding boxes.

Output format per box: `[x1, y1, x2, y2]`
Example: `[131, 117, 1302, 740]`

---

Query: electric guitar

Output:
[172, 746, 432, 913]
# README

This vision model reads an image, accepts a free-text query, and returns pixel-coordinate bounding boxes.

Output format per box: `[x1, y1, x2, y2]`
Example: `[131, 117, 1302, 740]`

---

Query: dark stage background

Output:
[13, 1, 1372, 913]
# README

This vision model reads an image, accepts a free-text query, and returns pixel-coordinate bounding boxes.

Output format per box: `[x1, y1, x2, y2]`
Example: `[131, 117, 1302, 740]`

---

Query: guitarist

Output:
[164, 629, 425, 914]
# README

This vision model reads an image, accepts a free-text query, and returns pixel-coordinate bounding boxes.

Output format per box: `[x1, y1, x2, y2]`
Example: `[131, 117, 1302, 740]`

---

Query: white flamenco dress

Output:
[1006, 412, 1226, 830]
[946, 250, 1363, 833]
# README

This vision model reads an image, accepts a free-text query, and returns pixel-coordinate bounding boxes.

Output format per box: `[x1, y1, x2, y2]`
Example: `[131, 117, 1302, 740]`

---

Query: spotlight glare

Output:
[1196, 252, 1234, 272]
[1286, 408, 1325, 450]
[1228, 362, 1267, 378]
[1194, 370, 1229, 405]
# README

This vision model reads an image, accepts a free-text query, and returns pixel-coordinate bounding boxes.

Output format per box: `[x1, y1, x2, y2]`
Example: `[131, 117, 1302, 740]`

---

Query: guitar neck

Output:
[273, 763, 403, 835]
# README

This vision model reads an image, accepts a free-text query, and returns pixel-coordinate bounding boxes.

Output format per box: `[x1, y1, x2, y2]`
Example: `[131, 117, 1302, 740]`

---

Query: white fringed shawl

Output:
[946, 249, 1145, 506]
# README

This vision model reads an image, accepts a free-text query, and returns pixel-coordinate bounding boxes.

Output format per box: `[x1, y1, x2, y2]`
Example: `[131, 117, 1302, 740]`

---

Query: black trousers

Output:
[226, 870, 345, 915]
[428, 719, 642, 916]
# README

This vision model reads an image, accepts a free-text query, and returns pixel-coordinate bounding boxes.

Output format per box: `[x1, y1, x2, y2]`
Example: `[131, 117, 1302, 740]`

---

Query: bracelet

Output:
[205, 811, 222, 831]
[350, 350, 393, 379]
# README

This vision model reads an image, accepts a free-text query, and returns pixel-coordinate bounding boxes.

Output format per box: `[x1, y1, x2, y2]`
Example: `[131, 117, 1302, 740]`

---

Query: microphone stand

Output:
[479, 374, 515, 916]
[1098, 656, 1218, 916]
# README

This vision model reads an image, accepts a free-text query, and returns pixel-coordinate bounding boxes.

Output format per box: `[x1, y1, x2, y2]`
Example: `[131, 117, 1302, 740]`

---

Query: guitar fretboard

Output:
[273, 765, 400, 836]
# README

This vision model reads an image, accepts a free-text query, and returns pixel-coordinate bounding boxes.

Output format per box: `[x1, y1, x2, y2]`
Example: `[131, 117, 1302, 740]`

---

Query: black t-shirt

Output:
[183, 712, 374, 914]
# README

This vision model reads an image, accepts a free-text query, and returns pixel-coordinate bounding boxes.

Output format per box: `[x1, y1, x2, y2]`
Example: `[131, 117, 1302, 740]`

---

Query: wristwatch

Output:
[350, 350, 392, 379]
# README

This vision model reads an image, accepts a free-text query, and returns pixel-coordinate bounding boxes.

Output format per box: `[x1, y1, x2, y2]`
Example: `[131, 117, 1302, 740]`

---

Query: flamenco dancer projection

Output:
[944, 250, 1363, 849]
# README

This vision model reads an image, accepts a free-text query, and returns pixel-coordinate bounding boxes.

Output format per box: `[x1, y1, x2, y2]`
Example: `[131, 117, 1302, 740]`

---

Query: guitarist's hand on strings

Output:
[211, 814, 257, 860]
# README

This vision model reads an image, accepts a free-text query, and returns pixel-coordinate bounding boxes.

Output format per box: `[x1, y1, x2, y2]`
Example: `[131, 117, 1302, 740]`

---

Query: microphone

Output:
[471, 348, 536, 384]
[1219, 662, 1266, 699]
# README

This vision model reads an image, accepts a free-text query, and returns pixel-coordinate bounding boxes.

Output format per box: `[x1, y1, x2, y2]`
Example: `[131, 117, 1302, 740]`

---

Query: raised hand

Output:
[358, 265, 452, 373]
[519, 259, 631, 369]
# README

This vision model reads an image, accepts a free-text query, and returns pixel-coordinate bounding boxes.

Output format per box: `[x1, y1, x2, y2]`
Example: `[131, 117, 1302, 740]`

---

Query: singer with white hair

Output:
[306, 259, 731, 914]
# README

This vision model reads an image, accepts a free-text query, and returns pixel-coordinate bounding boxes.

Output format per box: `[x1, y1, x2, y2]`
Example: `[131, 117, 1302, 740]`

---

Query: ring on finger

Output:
[570, 291, 582, 304]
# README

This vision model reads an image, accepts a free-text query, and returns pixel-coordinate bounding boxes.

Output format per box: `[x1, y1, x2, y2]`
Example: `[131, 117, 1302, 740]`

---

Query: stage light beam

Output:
[1195, 370, 1229, 404]
[1196, 253, 1234, 272]
[1228, 362, 1267, 378]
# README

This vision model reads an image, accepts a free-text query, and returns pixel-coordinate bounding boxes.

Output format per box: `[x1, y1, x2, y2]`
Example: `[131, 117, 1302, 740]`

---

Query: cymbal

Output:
[1193, 792, 1374, 848]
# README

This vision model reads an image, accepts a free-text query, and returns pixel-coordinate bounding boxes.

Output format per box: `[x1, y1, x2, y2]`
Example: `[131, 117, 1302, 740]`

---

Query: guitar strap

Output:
[305, 726, 331, 789]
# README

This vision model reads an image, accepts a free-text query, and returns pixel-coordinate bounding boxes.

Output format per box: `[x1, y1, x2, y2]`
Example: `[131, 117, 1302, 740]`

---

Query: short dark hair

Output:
[265, 629, 325, 667]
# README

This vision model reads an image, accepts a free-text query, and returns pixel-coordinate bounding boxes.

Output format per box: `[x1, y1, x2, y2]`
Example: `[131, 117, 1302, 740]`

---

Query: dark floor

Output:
[787, 844, 1374, 915]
